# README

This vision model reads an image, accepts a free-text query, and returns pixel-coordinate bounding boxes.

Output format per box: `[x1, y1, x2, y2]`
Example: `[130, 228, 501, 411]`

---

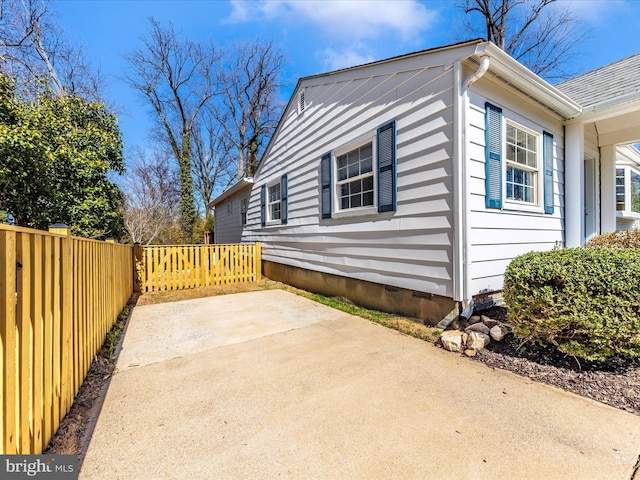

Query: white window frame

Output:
[502, 118, 544, 213]
[331, 133, 378, 218]
[266, 180, 282, 224]
[240, 197, 248, 225]
[616, 165, 640, 218]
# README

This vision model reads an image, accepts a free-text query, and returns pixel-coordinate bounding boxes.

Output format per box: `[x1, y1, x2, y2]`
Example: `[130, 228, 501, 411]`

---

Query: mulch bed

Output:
[470, 306, 640, 416]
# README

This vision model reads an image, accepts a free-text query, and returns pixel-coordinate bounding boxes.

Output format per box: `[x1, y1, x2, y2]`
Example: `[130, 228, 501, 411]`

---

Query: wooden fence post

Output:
[133, 243, 144, 293]
[255, 242, 262, 281]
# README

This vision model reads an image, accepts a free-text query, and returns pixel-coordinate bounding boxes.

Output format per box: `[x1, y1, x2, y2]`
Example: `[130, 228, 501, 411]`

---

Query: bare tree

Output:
[215, 40, 284, 179]
[0, 0, 105, 101]
[459, 0, 586, 80]
[125, 18, 221, 243]
[191, 117, 235, 216]
[121, 147, 180, 245]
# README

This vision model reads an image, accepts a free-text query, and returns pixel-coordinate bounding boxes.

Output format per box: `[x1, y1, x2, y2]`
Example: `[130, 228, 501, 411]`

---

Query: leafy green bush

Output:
[504, 248, 640, 362]
[585, 228, 640, 249]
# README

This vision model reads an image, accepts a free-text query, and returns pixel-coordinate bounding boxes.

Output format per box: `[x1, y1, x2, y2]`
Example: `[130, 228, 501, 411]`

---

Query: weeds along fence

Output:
[137, 243, 261, 293]
[0, 224, 133, 455]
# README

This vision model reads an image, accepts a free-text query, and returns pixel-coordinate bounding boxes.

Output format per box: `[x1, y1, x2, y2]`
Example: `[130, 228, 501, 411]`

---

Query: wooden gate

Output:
[137, 243, 261, 292]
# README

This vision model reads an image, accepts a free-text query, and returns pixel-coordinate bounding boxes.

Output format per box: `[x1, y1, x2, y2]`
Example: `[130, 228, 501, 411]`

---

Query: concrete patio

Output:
[81, 289, 640, 479]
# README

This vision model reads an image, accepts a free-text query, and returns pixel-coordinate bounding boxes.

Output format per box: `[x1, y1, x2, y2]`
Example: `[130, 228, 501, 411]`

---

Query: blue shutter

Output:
[281, 173, 288, 224]
[320, 153, 332, 219]
[543, 131, 554, 214]
[377, 120, 396, 212]
[260, 184, 266, 226]
[485, 102, 503, 209]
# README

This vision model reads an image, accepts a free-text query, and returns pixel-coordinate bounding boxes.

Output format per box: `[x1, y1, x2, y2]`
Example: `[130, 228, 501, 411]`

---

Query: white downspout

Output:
[458, 56, 490, 319]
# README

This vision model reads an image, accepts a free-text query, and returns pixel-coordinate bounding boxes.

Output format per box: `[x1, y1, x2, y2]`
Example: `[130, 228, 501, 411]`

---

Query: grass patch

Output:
[280, 285, 440, 343]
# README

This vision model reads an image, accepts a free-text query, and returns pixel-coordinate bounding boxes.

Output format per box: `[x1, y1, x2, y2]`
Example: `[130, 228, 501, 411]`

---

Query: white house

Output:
[211, 40, 640, 325]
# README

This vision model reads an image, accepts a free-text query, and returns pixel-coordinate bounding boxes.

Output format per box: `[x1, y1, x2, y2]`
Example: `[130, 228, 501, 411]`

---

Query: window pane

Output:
[506, 125, 515, 144]
[617, 168, 626, 211]
[335, 141, 375, 210]
[631, 170, 640, 213]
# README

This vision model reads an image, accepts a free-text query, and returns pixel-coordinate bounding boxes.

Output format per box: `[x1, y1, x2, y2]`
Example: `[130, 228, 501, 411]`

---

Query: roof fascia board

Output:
[575, 96, 640, 124]
[209, 177, 254, 207]
[474, 43, 582, 119]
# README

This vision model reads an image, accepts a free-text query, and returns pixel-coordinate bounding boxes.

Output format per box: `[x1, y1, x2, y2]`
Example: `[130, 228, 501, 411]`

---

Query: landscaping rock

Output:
[467, 331, 490, 351]
[440, 331, 465, 352]
[464, 349, 477, 357]
[468, 315, 482, 325]
[465, 322, 491, 335]
[490, 324, 510, 342]
[449, 316, 469, 331]
[481, 315, 498, 328]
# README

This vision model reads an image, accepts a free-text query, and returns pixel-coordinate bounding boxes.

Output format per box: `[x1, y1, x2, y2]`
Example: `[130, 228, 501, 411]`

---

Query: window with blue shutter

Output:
[281, 173, 288, 224]
[543, 131, 554, 214]
[485, 102, 503, 209]
[260, 184, 266, 226]
[320, 153, 332, 219]
[377, 121, 396, 212]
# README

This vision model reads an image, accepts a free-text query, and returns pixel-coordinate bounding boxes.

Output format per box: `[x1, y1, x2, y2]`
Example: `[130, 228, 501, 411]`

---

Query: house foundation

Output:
[263, 260, 459, 326]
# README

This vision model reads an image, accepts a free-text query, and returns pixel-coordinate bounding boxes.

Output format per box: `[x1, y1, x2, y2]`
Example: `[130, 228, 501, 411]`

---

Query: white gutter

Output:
[456, 55, 490, 319]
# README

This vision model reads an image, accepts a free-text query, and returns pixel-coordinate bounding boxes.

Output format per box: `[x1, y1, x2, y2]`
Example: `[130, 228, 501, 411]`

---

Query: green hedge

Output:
[504, 248, 640, 361]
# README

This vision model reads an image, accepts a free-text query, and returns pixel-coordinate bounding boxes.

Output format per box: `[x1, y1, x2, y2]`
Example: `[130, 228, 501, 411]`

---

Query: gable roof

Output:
[253, 39, 581, 178]
[556, 53, 640, 109]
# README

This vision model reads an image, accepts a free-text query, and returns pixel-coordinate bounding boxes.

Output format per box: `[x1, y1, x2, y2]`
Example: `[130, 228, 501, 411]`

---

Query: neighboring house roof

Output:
[209, 177, 253, 207]
[556, 53, 640, 109]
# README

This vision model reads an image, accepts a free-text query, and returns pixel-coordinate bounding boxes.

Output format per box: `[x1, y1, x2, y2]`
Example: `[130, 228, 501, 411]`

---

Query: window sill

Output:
[617, 211, 640, 220]
[331, 206, 378, 219]
[264, 220, 283, 227]
[501, 201, 545, 214]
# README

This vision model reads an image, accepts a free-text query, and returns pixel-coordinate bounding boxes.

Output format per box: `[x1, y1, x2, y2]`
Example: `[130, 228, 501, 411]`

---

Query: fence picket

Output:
[1, 225, 260, 454]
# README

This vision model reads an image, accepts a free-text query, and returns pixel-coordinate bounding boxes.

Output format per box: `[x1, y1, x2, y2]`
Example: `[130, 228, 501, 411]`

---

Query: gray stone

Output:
[490, 324, 510, 342]
[468, 315, 482, 325]
[465, 322, 490, 335]
[440, 331, 465, 352]
[481, 315, 498, 328]
[467, 331, 490, 351]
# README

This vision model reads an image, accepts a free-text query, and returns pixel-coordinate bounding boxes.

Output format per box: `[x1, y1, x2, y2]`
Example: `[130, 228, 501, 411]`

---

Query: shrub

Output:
[585, 228, 640, 249]
[504, 248, 640, 362]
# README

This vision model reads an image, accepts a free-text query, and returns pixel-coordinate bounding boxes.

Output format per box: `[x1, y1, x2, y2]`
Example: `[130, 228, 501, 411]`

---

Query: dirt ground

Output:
[44, 284, 640, 462]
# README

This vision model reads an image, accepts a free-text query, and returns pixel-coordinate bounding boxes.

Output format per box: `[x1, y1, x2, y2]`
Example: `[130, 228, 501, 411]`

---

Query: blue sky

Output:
[52, 0, 639, 155]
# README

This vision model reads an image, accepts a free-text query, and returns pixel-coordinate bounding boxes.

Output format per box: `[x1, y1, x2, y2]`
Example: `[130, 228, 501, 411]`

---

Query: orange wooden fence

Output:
[137, 243, 261, 292]
[0, 224, 133, 454]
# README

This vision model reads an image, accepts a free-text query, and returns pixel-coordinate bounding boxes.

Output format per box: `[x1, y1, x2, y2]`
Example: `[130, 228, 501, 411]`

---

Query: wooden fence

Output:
[1, 225, 261, 454]
[137, 243, 261, 293]
[0, 224, 133, 454]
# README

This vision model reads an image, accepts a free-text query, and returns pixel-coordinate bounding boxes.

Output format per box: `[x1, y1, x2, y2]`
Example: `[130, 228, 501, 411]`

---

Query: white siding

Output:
[466, 80, 566, 295]
[214, 194, 248, 244]
[243, 48, 472, 298]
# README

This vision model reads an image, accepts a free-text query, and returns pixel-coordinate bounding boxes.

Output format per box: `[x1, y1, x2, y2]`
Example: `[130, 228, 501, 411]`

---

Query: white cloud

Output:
[320, 45, 376, 71]
[227, 0, 437, 42]
[559, 0, 630, 22]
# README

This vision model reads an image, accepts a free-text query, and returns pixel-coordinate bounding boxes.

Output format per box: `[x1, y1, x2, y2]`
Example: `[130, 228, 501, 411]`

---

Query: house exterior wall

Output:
[214, 193, 249, 244]
[243, 47, 478, 301]
[465, 77, 566, 295]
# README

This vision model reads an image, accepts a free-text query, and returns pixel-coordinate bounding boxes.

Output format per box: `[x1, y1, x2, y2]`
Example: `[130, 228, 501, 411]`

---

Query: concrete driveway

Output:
[81, 289, 640, 480]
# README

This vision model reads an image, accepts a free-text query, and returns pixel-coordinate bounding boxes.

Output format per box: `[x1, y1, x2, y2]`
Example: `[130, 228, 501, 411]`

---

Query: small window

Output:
[240, 197, 248, 225]
[268, 182, 281, 221]
[505, 123, 539, 204]
[336, 142, 374, 210]
[616, 166, 640, 214]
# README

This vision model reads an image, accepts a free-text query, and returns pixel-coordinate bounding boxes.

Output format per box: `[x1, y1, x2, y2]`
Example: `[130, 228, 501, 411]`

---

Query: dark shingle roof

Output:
[555, 52, 640, 108]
